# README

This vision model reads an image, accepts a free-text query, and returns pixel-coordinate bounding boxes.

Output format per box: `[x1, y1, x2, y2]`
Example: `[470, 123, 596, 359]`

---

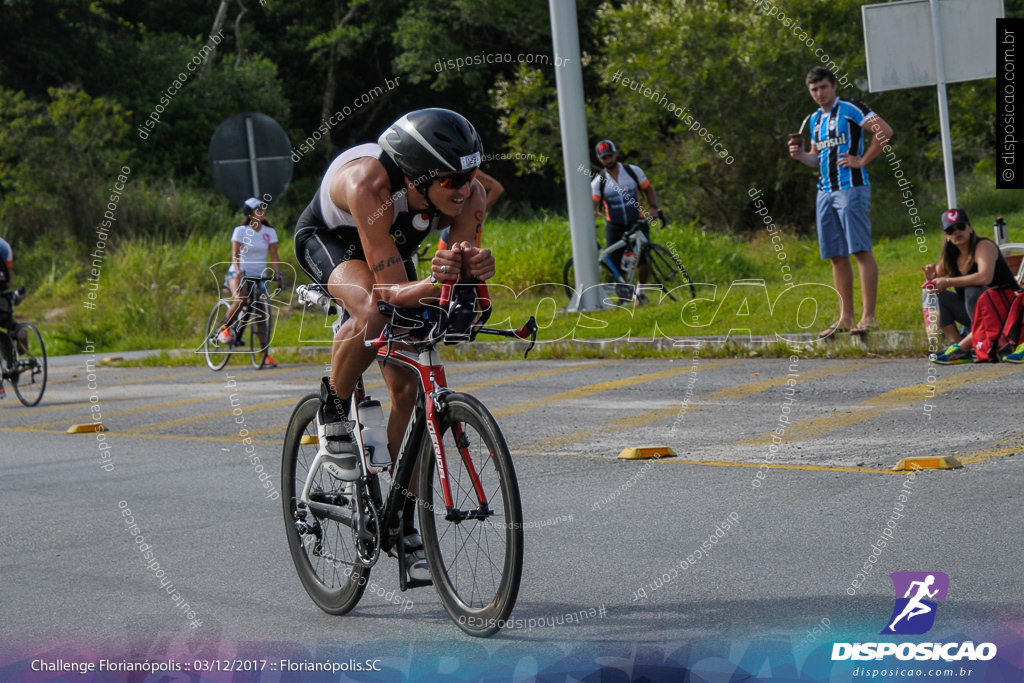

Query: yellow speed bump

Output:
[67, 423, 107, 434]
[892, 456, 962, 471]
[618, 446, 676, 460]
[300, 434, 319, 446]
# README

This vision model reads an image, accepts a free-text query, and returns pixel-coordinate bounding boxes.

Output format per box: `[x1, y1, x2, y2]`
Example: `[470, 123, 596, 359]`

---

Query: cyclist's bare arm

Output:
[476, 171, 504, 209]
[332, 158, 441, 309]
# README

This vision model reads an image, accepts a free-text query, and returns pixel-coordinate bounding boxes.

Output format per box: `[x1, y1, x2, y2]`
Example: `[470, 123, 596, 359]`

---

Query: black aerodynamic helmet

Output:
[378, 108, 483, 192]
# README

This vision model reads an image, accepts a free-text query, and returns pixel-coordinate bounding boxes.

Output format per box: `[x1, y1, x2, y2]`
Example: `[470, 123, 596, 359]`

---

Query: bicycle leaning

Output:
[281, 281, 537, 636]
[202, 273, 278, 370]
[562, 213, 696, 305]
[0, 287, 47, 406]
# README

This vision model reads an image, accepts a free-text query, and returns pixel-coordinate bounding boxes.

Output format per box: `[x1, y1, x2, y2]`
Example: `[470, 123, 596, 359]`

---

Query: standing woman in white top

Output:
[218, 197, 283, 365]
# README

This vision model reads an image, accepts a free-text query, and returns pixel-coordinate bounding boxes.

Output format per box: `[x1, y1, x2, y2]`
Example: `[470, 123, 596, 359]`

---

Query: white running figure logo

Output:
[889, 574, 939, 631]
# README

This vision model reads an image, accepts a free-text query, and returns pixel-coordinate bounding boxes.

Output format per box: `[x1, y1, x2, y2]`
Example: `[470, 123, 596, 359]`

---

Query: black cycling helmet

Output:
[378, 108, 483, 193]
[242, 197, 264, 216]
[595, 139, 617, 158]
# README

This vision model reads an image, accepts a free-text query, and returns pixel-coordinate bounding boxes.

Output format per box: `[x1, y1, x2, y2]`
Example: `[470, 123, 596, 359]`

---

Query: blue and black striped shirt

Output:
[810, 98, 877, 192]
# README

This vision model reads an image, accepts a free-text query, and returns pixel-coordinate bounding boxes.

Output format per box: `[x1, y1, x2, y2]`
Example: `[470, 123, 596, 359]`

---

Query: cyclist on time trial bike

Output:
[218, 197, 283, 368]
[293, 108, 494, 581]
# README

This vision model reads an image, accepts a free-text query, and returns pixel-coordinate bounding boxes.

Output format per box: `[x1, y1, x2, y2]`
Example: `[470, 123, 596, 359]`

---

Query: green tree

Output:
[0, 86, 131, 247]
[495, 0, 996, 233]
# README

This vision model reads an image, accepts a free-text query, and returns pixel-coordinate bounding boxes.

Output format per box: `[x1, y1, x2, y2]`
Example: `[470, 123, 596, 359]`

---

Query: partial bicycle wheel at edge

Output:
[417, 392, 523, 637]
[12, 322, 47, 406]
[203, 300, 232, 371]
[562, 257, 617, 303]
[281, 394, 368, 615]
[647, 242, 696, 300]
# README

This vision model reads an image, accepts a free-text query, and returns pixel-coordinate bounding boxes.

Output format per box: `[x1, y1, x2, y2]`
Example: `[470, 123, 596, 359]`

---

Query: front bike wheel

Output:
[562, 257, 619, 304]
[248, 295, 271, 368]
[647, 243, 696, 300]
[417, 393, 523, 637]
[11, 323, 46, 406]
[203, 300, 232, 371]
[281, 394, 369, 614]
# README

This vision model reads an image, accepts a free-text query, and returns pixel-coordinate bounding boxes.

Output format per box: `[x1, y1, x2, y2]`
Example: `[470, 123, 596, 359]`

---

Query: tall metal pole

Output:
[244, 115, 261, 198]
[549, 0, 603, 310]
[930, 0, 957, 208]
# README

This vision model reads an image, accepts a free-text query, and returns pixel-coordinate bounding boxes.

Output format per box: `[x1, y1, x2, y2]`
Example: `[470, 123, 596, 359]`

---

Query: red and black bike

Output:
[282, 281, 536, 636]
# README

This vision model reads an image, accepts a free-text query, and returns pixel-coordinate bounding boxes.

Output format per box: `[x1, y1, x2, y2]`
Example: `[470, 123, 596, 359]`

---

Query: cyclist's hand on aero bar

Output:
[431, 245, 462, 284]
[433, 241, 494, 282]
[456, 242, 494, 281]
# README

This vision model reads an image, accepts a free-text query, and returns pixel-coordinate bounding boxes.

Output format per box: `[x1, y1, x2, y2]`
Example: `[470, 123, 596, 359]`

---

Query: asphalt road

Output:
[2, 352, 1022, 682]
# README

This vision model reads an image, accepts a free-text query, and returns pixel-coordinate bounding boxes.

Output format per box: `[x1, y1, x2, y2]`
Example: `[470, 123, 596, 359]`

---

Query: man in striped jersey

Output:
[790, 66, 893, 337]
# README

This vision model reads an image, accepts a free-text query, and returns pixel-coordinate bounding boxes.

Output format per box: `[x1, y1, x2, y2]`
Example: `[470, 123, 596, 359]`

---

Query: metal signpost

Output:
[550, 0, 604, 311]
[208, 112, 293, 207]
[862, 0, 1004, 208]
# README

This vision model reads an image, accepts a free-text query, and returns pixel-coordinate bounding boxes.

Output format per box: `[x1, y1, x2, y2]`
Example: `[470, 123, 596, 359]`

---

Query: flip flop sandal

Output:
[818, 322, 851, 339]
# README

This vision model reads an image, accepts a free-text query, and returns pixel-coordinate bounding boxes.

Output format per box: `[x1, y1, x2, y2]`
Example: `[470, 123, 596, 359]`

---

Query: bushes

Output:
[0, 86, 132, 249]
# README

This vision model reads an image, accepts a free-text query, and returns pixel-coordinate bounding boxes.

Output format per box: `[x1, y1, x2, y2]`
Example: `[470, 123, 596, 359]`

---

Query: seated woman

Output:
[924, 208, 1021, 364]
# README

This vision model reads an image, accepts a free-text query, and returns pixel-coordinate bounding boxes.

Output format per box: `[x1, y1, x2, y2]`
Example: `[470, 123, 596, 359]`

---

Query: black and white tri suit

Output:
[294, 143, 440, 284]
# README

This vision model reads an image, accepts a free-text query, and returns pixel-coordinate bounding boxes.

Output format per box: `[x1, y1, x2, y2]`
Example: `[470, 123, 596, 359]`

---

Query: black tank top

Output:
[956, 237, 1021, 291]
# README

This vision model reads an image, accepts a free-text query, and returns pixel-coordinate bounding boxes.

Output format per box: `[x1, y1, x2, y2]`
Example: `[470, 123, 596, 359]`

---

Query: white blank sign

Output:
[862, 0, 1004, 92]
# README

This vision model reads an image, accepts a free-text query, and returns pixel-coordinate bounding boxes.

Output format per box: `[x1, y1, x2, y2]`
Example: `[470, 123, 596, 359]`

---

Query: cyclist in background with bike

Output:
[218, 197, 283, 368]
[0, 236, 23, 332]
[0, 237, 14, 343]
[0, 237, 13, 310]
[591, 139, 661, 302]
[294, 108, 494, 582]
[0, 237, 26, 391]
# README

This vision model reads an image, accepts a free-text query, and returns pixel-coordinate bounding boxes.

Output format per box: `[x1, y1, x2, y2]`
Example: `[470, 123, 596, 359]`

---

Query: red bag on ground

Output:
[1000, 292, 1024, 350]
[972, 288, 1018, 362]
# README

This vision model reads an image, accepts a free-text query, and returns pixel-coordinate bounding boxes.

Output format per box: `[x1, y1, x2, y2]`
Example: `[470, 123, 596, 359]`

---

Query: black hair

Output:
[806, 66, 837, 86]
